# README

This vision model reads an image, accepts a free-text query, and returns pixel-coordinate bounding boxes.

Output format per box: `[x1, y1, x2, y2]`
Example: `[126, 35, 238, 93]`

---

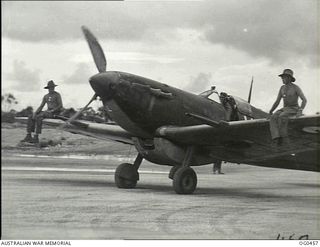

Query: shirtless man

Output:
[21, 80, 63, 143]
[269, 69, 307, 145]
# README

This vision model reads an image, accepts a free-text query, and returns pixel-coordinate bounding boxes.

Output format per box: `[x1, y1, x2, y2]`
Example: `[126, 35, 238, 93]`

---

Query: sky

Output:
[2, 0, 319, 114]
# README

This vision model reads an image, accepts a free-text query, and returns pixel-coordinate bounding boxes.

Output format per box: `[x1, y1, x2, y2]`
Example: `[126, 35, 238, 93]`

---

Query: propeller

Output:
[81, 26, 107, 73]
[61, 26, 107, 128]
[62, 94, 97, 127]
[248, 76, 253, 103]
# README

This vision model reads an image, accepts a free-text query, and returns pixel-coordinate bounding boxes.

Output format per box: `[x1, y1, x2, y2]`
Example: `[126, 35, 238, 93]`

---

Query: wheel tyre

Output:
[115, 163, 138, 189]
[173, 167, 197, 194]
[169, 165, 180, 180]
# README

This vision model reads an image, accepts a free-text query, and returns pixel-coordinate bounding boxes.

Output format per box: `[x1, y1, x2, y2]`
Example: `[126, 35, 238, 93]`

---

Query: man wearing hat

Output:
[269, 69, 307, 145]
[21, 80, 63, 143]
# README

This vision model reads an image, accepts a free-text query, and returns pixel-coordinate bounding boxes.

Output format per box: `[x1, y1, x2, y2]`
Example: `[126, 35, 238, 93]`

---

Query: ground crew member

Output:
[211, 92, 238, 174]
[269, 69, 307, 145]
[219, 92, 238, 121]
[213, 160, 224, 174]
[21, 80, 63, 143]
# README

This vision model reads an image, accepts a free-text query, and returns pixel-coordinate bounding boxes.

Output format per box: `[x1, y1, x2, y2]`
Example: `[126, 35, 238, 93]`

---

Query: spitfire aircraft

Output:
[16, 26, 320, 194]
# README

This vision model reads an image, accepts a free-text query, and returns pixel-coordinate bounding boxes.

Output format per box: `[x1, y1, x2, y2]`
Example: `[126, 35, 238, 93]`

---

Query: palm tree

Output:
[1, 93, 18, 112]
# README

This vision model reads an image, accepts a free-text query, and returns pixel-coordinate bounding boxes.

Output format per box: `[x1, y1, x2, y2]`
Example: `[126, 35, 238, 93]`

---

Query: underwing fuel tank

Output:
[132, 137, 214, 166]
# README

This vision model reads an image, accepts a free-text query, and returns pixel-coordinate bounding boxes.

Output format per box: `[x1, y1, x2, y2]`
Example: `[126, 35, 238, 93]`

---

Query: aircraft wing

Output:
[156, 115, 320, 171]
[15, 117, 134, 145]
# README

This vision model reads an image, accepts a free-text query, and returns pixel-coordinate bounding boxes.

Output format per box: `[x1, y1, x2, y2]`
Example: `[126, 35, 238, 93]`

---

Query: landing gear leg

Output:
[172, 146, 198, 194]
[132, 153, 143, 170]
[115, 154, 143, 189]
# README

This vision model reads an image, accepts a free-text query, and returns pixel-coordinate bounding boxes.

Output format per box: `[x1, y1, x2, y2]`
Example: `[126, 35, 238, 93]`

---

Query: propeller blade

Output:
[81, 26, 106, 73]
[61, 94, 97, 128]
[248, 76, 253, 103]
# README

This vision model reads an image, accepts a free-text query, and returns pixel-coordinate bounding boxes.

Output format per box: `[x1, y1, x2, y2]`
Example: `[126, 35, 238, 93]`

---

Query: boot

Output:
[21, 134, 33, 143]
[31, 135, 39, 144]
[281, 137, 290, 145]
[271, 137, 281, 148]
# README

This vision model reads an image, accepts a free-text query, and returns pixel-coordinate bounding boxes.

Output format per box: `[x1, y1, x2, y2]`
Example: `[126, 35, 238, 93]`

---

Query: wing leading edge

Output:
[15, 117, 134, 145]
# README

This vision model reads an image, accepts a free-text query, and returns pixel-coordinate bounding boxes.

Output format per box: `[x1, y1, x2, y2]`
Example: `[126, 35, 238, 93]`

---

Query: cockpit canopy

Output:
[231, 95, 253, 117]
[199, 86, 218, 99]
[199, 87, 253, 119]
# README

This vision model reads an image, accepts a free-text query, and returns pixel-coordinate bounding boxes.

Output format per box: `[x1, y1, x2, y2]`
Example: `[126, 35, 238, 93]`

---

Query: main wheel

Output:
[169, 165, 180, 180]
[173, 167, 197, 194]
[115, 163, 139, 189]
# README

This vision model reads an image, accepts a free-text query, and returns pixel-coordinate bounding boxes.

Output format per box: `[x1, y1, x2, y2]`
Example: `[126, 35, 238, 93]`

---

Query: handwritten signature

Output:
[277, 233, 309, 240]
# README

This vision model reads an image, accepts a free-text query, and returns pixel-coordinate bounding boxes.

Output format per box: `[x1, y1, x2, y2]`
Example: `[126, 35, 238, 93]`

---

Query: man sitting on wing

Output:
[269, 69, 307, 145]
[21, 80, 63, 144]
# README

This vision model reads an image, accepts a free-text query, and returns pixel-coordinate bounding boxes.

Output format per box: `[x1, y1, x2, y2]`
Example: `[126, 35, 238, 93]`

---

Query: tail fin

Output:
[247, 76, 253, 103]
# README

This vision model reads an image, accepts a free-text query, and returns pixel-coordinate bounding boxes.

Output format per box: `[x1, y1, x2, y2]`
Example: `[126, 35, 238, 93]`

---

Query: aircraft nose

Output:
[89, 71, 120, 100]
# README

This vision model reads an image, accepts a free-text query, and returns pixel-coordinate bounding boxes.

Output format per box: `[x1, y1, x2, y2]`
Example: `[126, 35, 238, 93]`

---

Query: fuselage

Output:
[89, 71, 268, 138]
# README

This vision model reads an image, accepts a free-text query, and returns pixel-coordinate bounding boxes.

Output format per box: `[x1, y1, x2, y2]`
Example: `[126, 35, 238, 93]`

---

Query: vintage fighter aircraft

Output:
[16, 26, 320, 194]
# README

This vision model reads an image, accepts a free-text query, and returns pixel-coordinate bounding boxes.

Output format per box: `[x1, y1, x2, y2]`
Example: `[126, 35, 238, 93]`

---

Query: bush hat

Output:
[44, 80, 58, 89]
[279, 69, 295, 82]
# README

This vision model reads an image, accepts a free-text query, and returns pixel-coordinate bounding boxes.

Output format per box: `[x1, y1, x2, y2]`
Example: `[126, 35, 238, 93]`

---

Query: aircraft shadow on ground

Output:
[16, 177, 320, 201]
[121, 181, 319, 201]
[285, 182, 320, 188]
[16, 177, 114, 188]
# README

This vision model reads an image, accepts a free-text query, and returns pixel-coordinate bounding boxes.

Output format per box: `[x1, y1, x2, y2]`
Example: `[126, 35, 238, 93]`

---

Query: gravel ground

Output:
[2, 123, 320, 239]
[1, 122, 133, 156]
